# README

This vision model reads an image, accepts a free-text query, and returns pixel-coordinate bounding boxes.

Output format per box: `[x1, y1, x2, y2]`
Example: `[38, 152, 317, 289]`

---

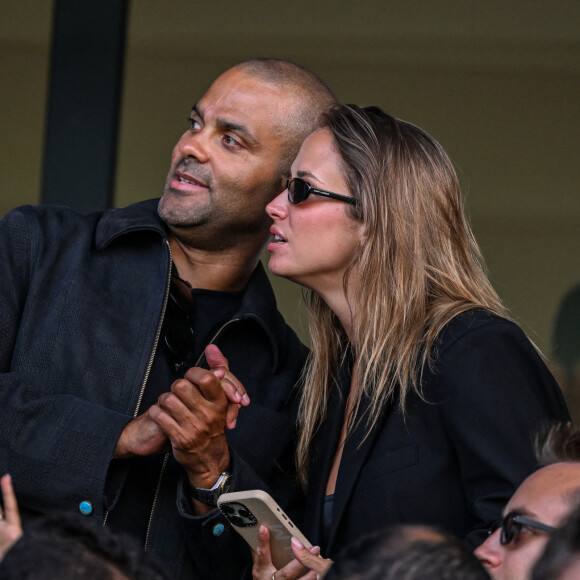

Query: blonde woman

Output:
[252, 104, 569, 579]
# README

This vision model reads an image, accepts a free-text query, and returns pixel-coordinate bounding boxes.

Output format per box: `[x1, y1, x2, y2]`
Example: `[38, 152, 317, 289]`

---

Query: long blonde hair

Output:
[297, 105, 508, 484]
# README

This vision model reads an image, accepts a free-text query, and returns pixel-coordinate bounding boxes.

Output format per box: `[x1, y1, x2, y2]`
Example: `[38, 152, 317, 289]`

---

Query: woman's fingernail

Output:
[242, 394, 250, 405]
[259, 525, 267, 537]
[291, 537, 304, 549]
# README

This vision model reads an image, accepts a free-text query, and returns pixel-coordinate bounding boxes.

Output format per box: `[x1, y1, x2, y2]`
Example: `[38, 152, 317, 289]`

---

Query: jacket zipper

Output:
[103, 240, 173, 540]
[110, 238, 245, 547]
[143, 241, 173, 550]
[136, 240, 174, 419]
[144, 252, 244, 548]
[142, 318, 244, 548]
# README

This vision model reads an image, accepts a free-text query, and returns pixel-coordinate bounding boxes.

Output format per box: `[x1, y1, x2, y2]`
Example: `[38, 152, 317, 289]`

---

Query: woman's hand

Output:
[290, 536, 333, 578]
[205, 344, 250, 429]
[0, 474, 23, 561]
[252, 525, 331, 579]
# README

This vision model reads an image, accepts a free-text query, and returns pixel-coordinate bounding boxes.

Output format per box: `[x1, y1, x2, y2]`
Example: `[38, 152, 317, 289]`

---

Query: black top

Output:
[106, 286, 243, 539]
[303, 310, 570, 557]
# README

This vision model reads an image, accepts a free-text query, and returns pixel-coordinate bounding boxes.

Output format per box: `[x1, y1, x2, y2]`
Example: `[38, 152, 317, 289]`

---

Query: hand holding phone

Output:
[217, 489, 311, 569]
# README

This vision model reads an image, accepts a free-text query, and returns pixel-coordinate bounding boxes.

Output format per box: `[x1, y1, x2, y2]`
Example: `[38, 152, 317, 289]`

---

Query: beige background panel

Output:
[1, 0, 579, 369]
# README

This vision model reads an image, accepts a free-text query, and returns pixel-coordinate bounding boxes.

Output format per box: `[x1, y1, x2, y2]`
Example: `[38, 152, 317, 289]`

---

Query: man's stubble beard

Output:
[158, 158, 215, 227]
[158, 191, 214, 228]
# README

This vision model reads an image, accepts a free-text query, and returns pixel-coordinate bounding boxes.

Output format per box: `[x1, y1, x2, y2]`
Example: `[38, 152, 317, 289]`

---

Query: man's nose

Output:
[474, 529, 503, 572]
[177, 130, 210, 163]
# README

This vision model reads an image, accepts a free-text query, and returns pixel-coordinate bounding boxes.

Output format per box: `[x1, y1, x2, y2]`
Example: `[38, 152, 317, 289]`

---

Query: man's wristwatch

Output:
[189, 472, 231, 506]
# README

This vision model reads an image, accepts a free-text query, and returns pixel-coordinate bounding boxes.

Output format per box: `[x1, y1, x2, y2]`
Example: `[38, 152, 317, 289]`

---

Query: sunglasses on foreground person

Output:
[489, 512, 556, 547]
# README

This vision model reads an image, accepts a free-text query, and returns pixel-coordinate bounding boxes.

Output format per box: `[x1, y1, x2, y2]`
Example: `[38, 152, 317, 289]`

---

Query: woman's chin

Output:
[267, 260, 298, 284]
[267, 256, 285, 276]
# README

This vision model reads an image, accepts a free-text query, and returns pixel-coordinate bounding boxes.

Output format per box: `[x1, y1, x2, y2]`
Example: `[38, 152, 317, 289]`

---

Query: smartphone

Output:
[217, 489, 311, 569]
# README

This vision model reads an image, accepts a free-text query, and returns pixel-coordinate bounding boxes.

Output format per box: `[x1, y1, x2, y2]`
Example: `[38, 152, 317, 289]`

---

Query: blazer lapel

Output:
[304, 358, 350, 546]
[326, 390, 391, 554]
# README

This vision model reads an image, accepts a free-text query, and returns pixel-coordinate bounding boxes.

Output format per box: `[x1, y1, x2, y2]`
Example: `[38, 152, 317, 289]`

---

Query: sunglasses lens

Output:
[164, 274, 196, 370]
[501, 514, 516, 545]
[170, 276, 196, 316]
[164, 316, 195, 362]
[288, 179, 309, 204]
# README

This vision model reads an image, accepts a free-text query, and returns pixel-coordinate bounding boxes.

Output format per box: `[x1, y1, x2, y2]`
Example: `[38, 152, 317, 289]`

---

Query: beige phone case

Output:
[217, 489, 311, 569]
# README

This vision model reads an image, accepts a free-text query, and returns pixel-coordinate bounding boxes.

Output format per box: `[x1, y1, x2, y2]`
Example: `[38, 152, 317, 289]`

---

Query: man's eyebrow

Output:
[216, 119, 259, 147]
[190, 104, 259, 146]
[504, 506, 537, 519]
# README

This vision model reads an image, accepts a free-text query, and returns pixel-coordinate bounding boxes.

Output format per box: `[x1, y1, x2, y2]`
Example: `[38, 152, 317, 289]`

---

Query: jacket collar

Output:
[94, 198, 284, 372]
[95, 198, 166, 250]
[219, 261, 283, 374]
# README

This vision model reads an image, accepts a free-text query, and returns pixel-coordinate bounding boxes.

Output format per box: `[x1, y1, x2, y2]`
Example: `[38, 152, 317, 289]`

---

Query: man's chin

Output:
[158, 196, 205, 228]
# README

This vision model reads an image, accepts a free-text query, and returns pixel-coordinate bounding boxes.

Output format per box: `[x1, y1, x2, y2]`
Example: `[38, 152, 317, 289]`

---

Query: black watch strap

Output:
[190, 472, 231, 506]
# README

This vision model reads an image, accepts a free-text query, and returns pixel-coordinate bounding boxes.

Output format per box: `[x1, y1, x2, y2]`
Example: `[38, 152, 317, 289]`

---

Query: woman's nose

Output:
[266, 190, 289, 219]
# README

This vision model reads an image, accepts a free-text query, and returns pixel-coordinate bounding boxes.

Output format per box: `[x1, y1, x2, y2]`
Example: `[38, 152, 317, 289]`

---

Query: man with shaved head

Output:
[475, 423, 580, 580]
[0, 59, 336, 578]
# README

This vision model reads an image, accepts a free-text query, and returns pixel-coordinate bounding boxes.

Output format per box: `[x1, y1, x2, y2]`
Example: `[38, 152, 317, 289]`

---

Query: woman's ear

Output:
[356, 221, 367, 247]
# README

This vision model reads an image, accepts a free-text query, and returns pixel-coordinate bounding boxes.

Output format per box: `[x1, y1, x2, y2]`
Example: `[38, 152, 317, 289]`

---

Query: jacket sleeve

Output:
[432, 315, 570, 546]
[173, 314, 307, 579]
[177, 394, 304, 579]
[0, 208, 132, 519]
[177, 451, 266, 579]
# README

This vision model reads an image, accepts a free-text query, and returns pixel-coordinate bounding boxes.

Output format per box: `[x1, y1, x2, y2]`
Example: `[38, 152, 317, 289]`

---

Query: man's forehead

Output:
[196, 72, 287, 130]
[506, 463, 580, 517]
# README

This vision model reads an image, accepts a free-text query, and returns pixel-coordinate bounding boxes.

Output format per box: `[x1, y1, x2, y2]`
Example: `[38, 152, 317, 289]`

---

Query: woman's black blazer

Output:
[304, 310, 570, 557]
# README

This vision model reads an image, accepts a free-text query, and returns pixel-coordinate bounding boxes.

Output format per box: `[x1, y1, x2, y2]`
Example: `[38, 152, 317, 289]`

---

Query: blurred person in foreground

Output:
[322, 524, 490, 580]
[0, 473, 170, 579]
[531, 501, 580, 580]
[475, 423, 580, 580]
[0, 474, 21, 561]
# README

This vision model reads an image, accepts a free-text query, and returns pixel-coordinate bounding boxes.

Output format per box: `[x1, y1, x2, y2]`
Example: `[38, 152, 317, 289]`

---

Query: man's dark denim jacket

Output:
[0, 198, 308, 579]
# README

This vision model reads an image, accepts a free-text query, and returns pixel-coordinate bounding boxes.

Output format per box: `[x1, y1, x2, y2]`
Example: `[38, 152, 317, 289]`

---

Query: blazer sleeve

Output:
[431, 313, 570, 546]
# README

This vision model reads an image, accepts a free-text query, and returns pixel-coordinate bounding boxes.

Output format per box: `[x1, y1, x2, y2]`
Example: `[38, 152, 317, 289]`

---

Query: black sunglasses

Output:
[286, 177, 357, 206]
[164, 275, 196, 372]
[488, 511, 556, 546]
